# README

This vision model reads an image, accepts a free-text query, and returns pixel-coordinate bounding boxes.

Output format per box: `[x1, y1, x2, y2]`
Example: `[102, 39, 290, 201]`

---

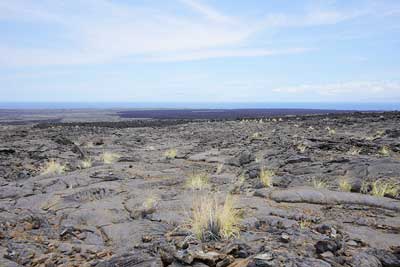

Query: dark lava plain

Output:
[117, 108, 351, 120]
[0, 110, 400, 267]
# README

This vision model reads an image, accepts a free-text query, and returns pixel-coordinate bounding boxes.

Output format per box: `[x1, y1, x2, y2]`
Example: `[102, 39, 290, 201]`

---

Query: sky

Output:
[0, 0, 400, 103]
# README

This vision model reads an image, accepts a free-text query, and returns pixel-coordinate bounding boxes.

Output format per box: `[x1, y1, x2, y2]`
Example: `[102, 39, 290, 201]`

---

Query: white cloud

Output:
[147, 47, 310, 62]
[0, 0, 260, 66]
[178, 0, 234, 23]
[259, 8, 369, 30]
[273, 81, 400, 101]
[0, 0, 394, 67]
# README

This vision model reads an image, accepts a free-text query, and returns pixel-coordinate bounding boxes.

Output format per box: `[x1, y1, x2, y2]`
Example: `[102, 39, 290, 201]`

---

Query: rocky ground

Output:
[0, 111, 400, 267]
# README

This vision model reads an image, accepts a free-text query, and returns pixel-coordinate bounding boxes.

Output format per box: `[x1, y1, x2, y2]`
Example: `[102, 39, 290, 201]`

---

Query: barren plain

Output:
[0, 110, 399, 267]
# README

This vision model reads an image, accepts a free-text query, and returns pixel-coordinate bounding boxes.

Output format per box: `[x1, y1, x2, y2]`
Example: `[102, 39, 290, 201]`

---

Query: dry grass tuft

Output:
[84, 141, 94, 148]
[371, 179, 399, 198]
[186, 173, 209, 190]
[348, 146, 361, 156]
[299, 219, 312, 229]
[297, 143, 307, 153]
[326, 127, 336, 135]
[259, 167, 274, 188]
[164, 149, 177, 159]
[375, 130, 385, 139]
[42, 160, 66, 175]
[312, 178, 328, 189]
[379, 146, 391, 157]
[361, 181, 370, 194]
[251, 132, 262, 139]
[216, 163, 224, 174]
[238, 174, 246, 185]
[338, 177, 352, 192]
[142, 194, 159, 210]
[190, 194, 241, 241]
[101, 152, 120, 164]
[80, 158, 92, 169]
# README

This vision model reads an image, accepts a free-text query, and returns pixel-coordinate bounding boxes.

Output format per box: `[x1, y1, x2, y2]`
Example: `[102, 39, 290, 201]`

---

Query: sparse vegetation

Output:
[238, 174, 246, 185]
[164, 148, 177, 159]
[338, 177, 352, 192]
[189, 194, 241, 241]
[42, 160, 66, 175]
[216, 163, 224, 174]
[348, 146, 361, 156]
[80, 158, 92, 169]
[371, 179, 399, 198]
[379, 146, 391, 157]
[297, 143, 307, 153]
[254, 153, 263, 163]
[299, 219, 312, 229]
[186, 173, 209, 190]
[361, 181, 370, 194]
[375, 130, 385, 139]
[143, 194, 159, 210]
[259, 167, 274, 187]
[84, 141, 94, 148]
[312, 178, 328, 189]
[101, 152, 120, 164]
[326, 127, 336, 135]
[251, 132, 262, 139]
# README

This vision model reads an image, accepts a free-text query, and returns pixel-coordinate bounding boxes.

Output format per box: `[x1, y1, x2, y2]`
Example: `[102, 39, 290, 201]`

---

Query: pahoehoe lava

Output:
[0, 111, 400, 266]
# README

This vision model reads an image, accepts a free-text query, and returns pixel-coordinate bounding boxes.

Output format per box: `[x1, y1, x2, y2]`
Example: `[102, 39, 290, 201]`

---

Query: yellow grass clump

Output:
[80, 158, 92, 169]
[312, 178, 328, 189]
[42, 160, 66, 175]
[259, 167, 274, 188]
[338, 177, 352, 192]
[216, 163, 224, 174]
[326, 127, 336, 135]
[375, 130, 385, 138]
[371, 179, 399, 198]
[297, 143, 307, 153]
[190, 194, 241, 241]
[164, 149, 177, 159]
[142, 194, 159, 210]
[348, 146, 361, 156]
[251, 132, 262, 139]
[299, 219, 312, 229]
[101, 152, 120, 164]
[186, 173, 209, 190]
[238, 174, 246, 185]
[379, 146, 391, 157]
[360, 181, 370, 194]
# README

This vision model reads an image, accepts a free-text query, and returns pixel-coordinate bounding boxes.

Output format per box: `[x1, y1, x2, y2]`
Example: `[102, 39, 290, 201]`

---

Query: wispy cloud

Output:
[0, 0, 397, 67]
[258, 5, 371, 30]
[0, 0, 259, 66]
[273, 81, 400, 101]
[147, 47, 311, 62]
[178, 0, 234, 23]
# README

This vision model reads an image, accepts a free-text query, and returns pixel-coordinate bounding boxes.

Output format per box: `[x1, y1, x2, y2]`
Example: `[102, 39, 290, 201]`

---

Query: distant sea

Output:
[0, 102, 399, 111]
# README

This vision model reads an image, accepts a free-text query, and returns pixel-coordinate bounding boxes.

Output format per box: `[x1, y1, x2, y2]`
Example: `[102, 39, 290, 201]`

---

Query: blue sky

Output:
[0, 0, 400, 103]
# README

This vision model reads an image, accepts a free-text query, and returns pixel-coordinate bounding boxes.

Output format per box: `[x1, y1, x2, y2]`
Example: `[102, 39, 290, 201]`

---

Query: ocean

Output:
[0, 102, 399, 111]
